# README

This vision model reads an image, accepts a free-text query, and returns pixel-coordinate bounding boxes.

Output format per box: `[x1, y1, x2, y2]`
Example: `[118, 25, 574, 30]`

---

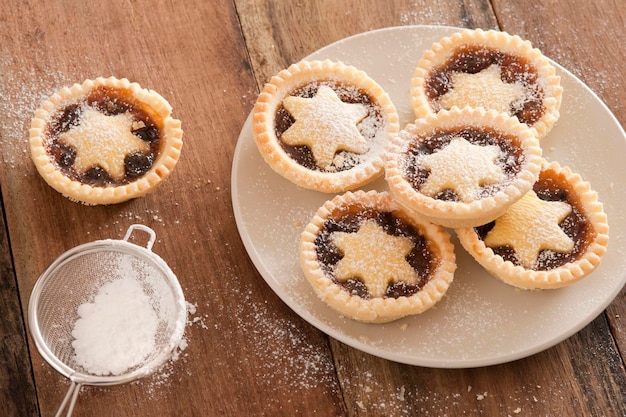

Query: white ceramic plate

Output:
[231, 25, 626, 368]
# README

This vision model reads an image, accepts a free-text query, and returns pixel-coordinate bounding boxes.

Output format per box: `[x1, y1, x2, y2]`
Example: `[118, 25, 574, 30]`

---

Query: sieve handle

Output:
[123, 224, 157, 251]
[55, 381, 82, 417]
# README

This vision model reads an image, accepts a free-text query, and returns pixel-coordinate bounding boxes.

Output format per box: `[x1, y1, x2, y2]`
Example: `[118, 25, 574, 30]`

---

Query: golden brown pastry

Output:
[410, 29, 562, 139]
[384, 107, 543, 228]
[253, 60, 399, 193]
[456, 160, 609, 289]
[299, 190, 456, 323]
[30, 76, 183, 205]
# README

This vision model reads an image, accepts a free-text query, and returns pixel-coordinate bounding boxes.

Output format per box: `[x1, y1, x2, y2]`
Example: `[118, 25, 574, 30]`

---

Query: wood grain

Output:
[237, 0, 498, 87]
[0, 195, 38, 417]
[332, 314, 625, 417]
[0, 0, 624, 416]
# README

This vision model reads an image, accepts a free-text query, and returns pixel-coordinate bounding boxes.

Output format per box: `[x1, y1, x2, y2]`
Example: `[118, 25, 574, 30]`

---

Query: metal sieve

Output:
[28, 224, 187, 417]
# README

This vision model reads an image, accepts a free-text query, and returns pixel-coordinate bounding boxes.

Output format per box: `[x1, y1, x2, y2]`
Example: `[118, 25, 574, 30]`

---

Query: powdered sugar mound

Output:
[72, 276, 159, 376]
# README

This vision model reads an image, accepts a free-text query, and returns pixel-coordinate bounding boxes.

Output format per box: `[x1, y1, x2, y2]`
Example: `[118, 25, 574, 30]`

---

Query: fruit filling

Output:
[45, 86, 163, 187]
[403, 126, 525, 202]
[424, 45, 545, 125]
[314, 204, 439, 299]
[274, 81, 385, 172]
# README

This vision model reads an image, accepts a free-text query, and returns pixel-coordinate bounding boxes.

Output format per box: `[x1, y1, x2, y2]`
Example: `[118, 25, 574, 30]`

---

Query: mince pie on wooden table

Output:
[456, 160, 609, 290]
[30, 76, 183, 205]
[299, 190, 456, 323]
[384, 107, 543, 228]
[410, 29, 562, 139]
[253, 60, 399, 193]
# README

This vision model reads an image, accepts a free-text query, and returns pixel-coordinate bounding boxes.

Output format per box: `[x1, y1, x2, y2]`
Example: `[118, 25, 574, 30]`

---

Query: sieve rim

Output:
[28, 226, 186, 386]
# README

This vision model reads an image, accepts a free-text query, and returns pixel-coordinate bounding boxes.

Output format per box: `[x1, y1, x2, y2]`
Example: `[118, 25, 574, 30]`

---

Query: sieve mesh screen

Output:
[29, 227, 186, 385]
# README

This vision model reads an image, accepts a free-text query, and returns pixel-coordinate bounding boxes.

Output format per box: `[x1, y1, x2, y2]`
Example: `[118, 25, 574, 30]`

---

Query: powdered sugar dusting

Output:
[140, 302, 196, 393]
[398, 4, 446, 26]
[142, 275, 340, 405]
[56, 107, 150, 180]
[417, 136, 507, 202]
[217, 268, 337, 391]
[439, 65, 528, 115]
[234, 298, 337, 391]
[0, 65, 59, 170]
[332, 219, 418, 297]
[280, 81, 390, 175]
[336, 360, 567, 416]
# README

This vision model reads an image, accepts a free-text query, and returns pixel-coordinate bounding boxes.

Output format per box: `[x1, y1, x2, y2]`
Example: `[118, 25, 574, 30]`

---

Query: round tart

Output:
[253, 60, 399, 193]
[30, 76, 183, 205]
[300, 190, 456, 323]
[384, 107, 543, 228]
[410, 29, 562, 139]
[456, 160, 609, 290]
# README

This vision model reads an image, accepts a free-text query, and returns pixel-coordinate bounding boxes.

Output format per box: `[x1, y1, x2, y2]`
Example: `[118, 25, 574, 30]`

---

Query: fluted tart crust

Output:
[384, 107, 543, 228]
[456, 160, 609, 290]
[410, 29, 562, 139]
[299, 190, 456, 323]
[30, 76, 183, 205]
[253, 60, 399, 193]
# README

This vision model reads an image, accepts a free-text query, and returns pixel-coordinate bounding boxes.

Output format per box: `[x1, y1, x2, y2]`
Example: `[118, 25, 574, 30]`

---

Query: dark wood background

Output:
[1, 1, 624, 416]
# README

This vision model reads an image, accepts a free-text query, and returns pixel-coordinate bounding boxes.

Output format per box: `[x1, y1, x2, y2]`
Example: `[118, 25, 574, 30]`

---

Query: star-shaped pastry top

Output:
[484, 190, 574, 269]
[418, 137, 506, 202]
[331, 219, 418, 298]
[438, 64, 527, 114]
[58, 107, 150, 180]
[282, 85, 369, 170]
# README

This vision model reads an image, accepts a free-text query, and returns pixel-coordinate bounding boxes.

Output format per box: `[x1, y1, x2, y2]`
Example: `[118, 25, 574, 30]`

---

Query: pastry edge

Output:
[252, 60, 399, 193]
[455, 160, 609, 290]
[299, 190, 456, 323]
[29, 76, 183, 205]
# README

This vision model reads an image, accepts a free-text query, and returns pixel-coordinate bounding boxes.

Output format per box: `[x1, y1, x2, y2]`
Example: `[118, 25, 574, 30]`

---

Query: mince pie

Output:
[299, 190, 456, 323]
[30, 76, 183, 205]
[384, 107, 543, 228]
[253, 60, 399, 193]
[410, 29, 562, 139]
[456, 160, 609, 289]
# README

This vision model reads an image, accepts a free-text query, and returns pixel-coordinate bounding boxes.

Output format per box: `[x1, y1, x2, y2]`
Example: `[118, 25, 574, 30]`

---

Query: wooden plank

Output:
[0, 1, 345, 416]
[608, 288, 626, 361]
[0, 193, 39, 417]
[236, 0, 498, 87]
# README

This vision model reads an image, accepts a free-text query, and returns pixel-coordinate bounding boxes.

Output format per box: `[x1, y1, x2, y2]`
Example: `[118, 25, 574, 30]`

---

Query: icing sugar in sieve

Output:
[28, 224, 186, 417]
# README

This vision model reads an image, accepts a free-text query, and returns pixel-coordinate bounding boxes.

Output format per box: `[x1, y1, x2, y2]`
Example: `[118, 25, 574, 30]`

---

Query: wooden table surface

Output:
[1, 1, 624, 416]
